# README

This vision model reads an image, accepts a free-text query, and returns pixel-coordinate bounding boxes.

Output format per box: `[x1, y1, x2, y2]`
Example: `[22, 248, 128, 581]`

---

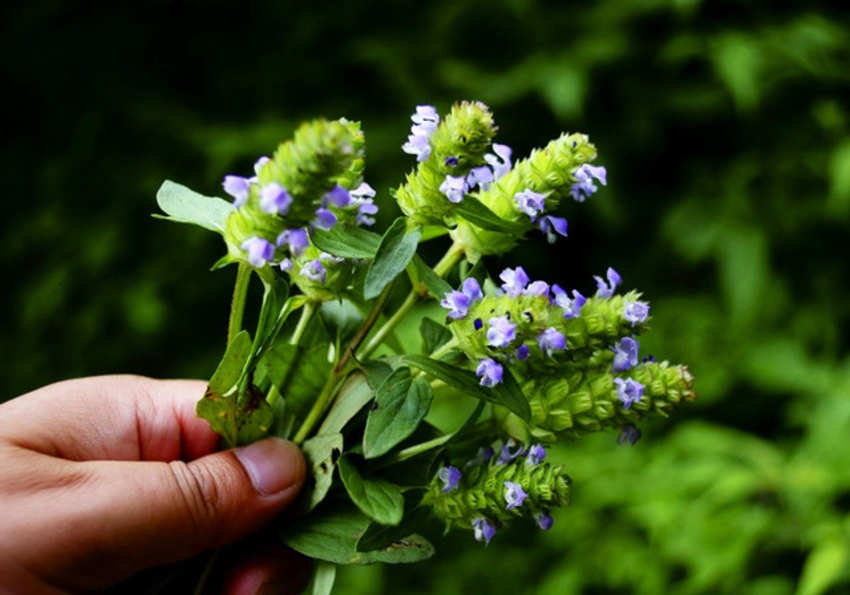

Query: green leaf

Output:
[321, 299, 364, 344]
[402, 355, 531, 421]
[311, 225, 381, 259]
[454, 196, 527, 233]
[233, 386, 274, 444]
[357, 496, 431, 552]
[412, 255, 452, 299]
[282, 506, 434, 565]
[302, 433, 344, 511]
[154, 180, 234, 233]
[363, 368, 433, 459]
[253, 276, 290, 358]
[796, 537, 847, 595]
[360, 360, 394, 390]
[319, 373, 375, 435]
[420, 225, 450, 242]
[261, 342, 332, 429]
[363, 218, 422, 299]
[338, 456, 405, 525]
[419, 317, 452, 355]
[208, 330, 252, 395]
[306, 561, 336, 595]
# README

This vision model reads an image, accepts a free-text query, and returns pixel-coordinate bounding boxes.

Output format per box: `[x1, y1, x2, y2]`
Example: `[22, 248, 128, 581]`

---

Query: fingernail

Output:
[235, 438, 305, 496]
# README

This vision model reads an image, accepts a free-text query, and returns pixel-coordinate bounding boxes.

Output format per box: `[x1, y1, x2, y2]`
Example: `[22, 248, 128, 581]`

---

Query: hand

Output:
[0, 375, 308, 594]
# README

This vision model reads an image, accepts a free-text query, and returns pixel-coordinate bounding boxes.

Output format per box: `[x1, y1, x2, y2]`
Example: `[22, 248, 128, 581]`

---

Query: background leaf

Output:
[319, 373, 375, 435]
[154, 180, 233, 233]
[363, 368, 433, 458]
[338, 456, 405, 525]
[311, 225, 382, 259]
[454, 196, 527, 233]
[363, 218, 422, 299]
[419, 317, 452, 355]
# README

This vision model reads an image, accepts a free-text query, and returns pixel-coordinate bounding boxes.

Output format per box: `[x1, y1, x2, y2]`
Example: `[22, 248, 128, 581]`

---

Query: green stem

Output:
[359, 241, 465, 359]
[290, 301, 317, 345]
[227, 263, 252, 346]
[334, 284, 393, 374]
[292, 373, 344, 445]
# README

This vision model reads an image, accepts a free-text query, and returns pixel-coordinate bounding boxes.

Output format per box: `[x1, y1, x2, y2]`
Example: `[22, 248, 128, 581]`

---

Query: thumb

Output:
[67, 438, 306, 580]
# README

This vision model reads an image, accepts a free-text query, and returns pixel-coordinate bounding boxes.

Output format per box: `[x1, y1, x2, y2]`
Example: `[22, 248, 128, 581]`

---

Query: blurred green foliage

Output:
[2, 0, 849, 593]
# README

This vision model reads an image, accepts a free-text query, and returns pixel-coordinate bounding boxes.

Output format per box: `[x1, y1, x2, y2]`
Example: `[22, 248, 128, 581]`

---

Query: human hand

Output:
[0, 375, 308, 594]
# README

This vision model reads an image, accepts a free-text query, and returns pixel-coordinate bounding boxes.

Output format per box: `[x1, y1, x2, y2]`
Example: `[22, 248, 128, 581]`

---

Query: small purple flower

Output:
[276, 228, 309, 257]
[614, 377, 645, 409]
[472, 517, 497, 544]
[259, 182, 292, 216]
[617, 424, 642, 446]
[253, 156, 270, 176]
[499, 267, 529, 297]
[300, 259, 326, 283]
[323, 185, 351, 208]
[350, 182, 378, 225]
[466, 166, 495, 191]
[461, 277, 483, 301]
[524, 280, 550, 297]
[474, 318, 483, 330]
[465, 445, 495, 468]
[552, 285, 586, 319]
[240, 237, 274, 268]
[594, 267, 621, 298]
[437, 466, 462, 492]
[526, 444, 546, 465]
[351, 182, 376, 201]
[498, 439, 526, 464]
[440, 290, 471, 319]
[612, 337, 639, 372]
[402, 132, 432, 162]
[535, 511, 554, 531]
[439, 174, 468, 204]
[570, 163, 607, 202]
[487, 316, 516, 348]
[319, 252, 345, 264]
[624, 300, 650, 326]
[485, 143, 512, 179]
[515, 344, 530, 360]
[504, 481, 527, 511]
[476, 358, 503, 387]
[515, 189, 546, 220]
[411, 104, 439, 133]
[279, 258, 293, 272]
[313, 207, 338, 231]
[223, 175, 251, 207]
[538, 327, 566, 356]
[642, 354, 657, 363]
[445, 156, 459, 168]
[539, 215, 568, 244]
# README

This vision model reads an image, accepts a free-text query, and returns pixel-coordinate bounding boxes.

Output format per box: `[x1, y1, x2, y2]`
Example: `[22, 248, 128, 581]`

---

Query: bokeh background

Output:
[3, 1, 850, 593]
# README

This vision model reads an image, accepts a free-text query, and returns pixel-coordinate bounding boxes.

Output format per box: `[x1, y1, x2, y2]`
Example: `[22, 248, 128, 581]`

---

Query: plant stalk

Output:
[227, 262, 252, 346]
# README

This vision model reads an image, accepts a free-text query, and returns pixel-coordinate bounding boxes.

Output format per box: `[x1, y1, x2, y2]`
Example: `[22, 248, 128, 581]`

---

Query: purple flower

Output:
[461, 277, 483, 301]
[524, 280, 550, 297]
[472, 517, 497, 544]
[614, 377, 645, 409]
[476, 358, 504, 387]
[240, 237, 274, 268]
[276, 228, 309, 257]
[351, 182, 376, 201]
[539, 215, 568, 244]
[594, 267, 621, 298]
[487, 316, 516, 348]
[552, 285, 586, 319]
[535, 511, 554, 531]
[526, 444, 546, 465]
[612, 337, 639, 372]
[466, 166, 495, 191]
[538, 327, 566, 356]
[300, 259, 326, 283]
[624, 300, 650, 326]
[445, 156, 459, 168]
[498, 439, 526, 464]
[515, 189, 546, 220]
[253, 156, 270, 176]
[439, 174, 468, 204]
[319, 252, 345, 264]
[485, 143, 512, 179]
[279, 258, 293, 272]
[402, 132, 432, 162]
[570, 163, 607, 202]
[617, 424, 642, 446]
[313, 207, 338, 231]
[440, 290, 471, 319]
[515, 344, 530, 360]
[466, 445, 495, 468]
[499, 267, 529, 297]
[438, 466, 462, 492]
[259, 182, 292, 216]
[350, 182, 378, 225]
[223, 175, 251, 207]
[323, 185, 351, 208]
[504, 481, 527, 510]
[411, 104, 439, 134]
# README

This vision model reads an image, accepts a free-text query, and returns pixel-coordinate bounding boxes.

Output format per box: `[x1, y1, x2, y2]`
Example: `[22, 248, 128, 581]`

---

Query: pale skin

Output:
[0, 375, 309, 594]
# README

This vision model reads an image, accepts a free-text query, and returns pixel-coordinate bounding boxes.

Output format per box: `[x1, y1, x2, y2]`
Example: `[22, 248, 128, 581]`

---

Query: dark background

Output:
[2, 1, 850, 593]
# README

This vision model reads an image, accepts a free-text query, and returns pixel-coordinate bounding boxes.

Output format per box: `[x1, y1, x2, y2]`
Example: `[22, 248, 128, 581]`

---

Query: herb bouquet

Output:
[154, 101, 695, 593]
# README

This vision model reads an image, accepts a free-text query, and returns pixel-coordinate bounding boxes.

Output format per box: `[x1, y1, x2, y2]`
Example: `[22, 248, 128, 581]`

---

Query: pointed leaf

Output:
[209, 330, 252, 395]
[455, 196, 527, 233]
[356, 505, 432, 552]
[402, 355, 531, 421]
[338, 455, 404, 525]
[419, 317, 452, 355]
[319, 373, 375, 436]
[363, 368, 433, 459]
[363, 218, 421, 299]
[302, 433, 344, 511]
[412, 255, 452, 299]
[154, 180, 234, 233]
[311, 225, 381, 259]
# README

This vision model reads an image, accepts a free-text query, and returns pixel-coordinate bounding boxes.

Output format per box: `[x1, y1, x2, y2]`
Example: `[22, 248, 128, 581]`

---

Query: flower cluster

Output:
[424, 441, 570, 544]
